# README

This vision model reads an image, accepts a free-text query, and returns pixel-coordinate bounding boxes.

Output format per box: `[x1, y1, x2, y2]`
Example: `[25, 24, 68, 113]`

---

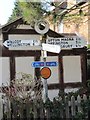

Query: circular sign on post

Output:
[35, 20, 49, 34]
[40, 67, 51, 79]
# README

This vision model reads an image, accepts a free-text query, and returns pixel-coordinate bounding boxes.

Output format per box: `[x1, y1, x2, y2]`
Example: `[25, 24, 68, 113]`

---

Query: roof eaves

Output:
[2, 17, 23, 32]
[48, 29, 64, 37]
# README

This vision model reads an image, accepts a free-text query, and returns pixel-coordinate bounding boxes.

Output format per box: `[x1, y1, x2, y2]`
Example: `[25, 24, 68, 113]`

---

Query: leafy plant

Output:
[2, 73, 43, 101]
[1, 73, 43, 119]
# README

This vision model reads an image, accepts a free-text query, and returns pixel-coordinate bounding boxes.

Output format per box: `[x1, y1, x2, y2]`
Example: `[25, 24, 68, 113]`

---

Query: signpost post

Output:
[32, 60, 57, 101]
[35, 20, 50, 102]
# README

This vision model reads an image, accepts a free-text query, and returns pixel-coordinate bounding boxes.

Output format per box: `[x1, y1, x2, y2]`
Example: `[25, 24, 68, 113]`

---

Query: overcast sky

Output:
[0, 0, 56, 25]
[0, 0, 15, 25]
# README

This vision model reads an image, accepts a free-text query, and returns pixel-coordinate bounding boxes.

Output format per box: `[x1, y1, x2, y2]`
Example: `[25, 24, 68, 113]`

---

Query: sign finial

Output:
[34, 20, 49, 34]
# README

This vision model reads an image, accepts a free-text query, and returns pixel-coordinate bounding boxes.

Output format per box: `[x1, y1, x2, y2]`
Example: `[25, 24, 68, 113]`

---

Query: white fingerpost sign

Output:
[42, 43, 61, 53]
[46, 36, 86, 49]
[3, 39, 41, 50]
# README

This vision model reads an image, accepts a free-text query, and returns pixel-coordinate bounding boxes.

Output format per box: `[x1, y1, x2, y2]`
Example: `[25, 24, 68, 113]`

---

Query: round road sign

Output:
[40, 67, 51, 79]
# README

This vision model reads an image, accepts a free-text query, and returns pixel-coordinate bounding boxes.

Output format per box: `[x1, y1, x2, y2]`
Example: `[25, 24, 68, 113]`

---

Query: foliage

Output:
[2, 90, 90, 119]
[8, 1, 47, 25]
[44, 88, 90, 120]
[80, 99, 90, 119]
[19, 2, 46, 24]
[8, 0, 89, 28]
[47, 1, 89, 30]
[1, 73, 43, 101]
[1, 73, 43, 119]
[8, 2, 22, 23]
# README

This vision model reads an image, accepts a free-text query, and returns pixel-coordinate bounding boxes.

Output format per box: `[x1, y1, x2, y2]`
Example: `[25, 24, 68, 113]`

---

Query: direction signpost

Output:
[3, 20, 87, 102]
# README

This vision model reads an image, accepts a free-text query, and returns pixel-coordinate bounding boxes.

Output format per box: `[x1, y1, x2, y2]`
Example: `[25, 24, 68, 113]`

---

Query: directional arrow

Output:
[3, 39, 41, 50]
[32, 61, 44, 68]
[46, 36, 87, 49]
[32, 61, 58, 68]
[46, 62, 58, 67]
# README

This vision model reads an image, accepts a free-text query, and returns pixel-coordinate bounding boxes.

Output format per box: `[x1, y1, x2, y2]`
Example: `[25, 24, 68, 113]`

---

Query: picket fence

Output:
[2, 94, 90, 120]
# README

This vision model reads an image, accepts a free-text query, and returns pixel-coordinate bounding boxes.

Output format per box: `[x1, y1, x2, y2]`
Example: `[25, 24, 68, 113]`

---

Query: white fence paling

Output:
[65, 94, 89, 118]
[71, 96, 76, 116]
[0, 94, 3, 120]
[2, 94, 90, 119]
[77, 95, 82, 112]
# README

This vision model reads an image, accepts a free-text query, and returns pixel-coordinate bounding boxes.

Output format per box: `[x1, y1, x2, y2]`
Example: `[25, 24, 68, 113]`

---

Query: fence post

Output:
[59, 96, 64, 118]
[46, 108, 50, 120]
[0, 94, 3, 120]
[40, 100, 44, 120]
[77, 95, 82, 112]
[33, 100, 38, 119]
[71, 96, 76, 119]
[26, 101, 33, 120]
[88, 95, 90, 120]
[83, 94, 87, 101]
[65, 96, 70, 119]
[6, 97, 11, 119]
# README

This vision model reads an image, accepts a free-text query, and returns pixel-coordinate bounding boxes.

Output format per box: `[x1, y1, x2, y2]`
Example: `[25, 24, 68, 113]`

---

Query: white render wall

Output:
[0, 55, 82, 100]
[15, 56, 59, 83]
[9, 34, 41, 41]
[0, 57, 10, 86]
[15, 57, 35, 78]
[0, 33, 3, 46]
[0, 33, 2, 40]
[42, 89, 59, 101]
[63, 56, 82, 83]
